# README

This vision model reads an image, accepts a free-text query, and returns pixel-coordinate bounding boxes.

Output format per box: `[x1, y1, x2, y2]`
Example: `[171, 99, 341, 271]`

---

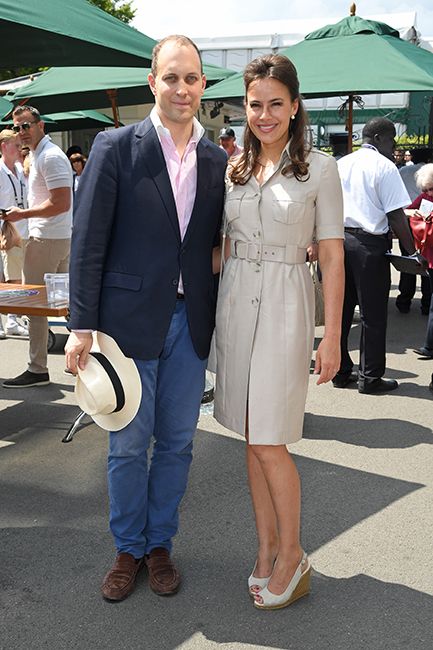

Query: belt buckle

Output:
[247, 242, 261, 262]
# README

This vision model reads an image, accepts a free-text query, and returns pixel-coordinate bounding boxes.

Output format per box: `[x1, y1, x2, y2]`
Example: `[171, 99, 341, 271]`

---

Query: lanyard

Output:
[7, 172, 25, 208]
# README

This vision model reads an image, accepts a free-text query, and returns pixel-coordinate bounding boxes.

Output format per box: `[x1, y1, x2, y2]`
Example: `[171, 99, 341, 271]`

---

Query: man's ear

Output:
[148, 72, 157, 96]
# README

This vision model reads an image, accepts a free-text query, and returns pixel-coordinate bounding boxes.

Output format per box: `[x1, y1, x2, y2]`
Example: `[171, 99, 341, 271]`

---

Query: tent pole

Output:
[106, 89, 120, 128]
[347, 93, 353, 153]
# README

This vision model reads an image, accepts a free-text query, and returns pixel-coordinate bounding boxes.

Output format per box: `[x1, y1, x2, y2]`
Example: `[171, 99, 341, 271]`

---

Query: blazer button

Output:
[172, 279, 178, 286]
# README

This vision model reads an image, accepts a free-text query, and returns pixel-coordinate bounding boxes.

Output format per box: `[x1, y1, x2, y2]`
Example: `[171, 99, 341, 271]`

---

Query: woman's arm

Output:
[212, 234, 231, 274]
[314, 238, 345, 385]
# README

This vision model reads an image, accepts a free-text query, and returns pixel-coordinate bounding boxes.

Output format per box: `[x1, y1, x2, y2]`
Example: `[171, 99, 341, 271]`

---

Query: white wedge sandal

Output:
[247, 561, 272, 597]
[253, 551, 311, 610]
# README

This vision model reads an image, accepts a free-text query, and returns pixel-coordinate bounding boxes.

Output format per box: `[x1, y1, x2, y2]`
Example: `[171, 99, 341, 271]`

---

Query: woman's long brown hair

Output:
[230, 54, 312, 185]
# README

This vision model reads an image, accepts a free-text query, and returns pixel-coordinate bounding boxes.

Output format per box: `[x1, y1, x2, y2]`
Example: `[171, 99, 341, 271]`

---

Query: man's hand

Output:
[64, 332, 93, 374]
[3, 206, 25, 222]
[409, 251, 428, 272]
[307, 242, 318, 262]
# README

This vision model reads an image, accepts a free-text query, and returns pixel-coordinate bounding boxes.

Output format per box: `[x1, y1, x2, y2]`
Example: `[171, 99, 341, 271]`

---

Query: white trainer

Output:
[6, 323, 29, 337]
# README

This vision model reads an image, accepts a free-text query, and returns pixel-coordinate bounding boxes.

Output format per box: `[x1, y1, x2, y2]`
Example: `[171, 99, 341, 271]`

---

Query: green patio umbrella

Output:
[9, 63, 236, 127]
[203, 12, 433, 150]
[0, 96, 13, 121]
[0, 0, 156, 68]
[0, 108, 120, 132]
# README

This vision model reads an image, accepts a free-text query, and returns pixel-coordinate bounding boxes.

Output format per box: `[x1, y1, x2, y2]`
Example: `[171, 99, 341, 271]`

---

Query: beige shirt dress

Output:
[214, 147, 344, 445]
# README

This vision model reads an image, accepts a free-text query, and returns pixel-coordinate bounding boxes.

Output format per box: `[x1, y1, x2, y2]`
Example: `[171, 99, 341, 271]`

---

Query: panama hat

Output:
[75, 332, 142, 431]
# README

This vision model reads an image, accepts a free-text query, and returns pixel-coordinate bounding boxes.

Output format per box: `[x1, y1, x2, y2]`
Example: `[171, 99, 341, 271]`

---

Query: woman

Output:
[69, 153, 87, 194]
[214, 55, 344, 610]
[408, 163, 433, 358]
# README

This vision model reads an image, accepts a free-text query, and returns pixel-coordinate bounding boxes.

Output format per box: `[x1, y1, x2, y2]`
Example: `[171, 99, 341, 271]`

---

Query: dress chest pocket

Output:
[272, 198, 306, 225]
[225, 191, 246, 225]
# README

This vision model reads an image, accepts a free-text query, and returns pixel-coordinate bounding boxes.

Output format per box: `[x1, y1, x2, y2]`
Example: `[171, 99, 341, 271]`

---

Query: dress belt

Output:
[231, 240, 307, 264]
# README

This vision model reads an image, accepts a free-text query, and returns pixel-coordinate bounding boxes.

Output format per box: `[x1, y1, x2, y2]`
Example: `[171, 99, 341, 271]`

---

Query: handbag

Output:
[309, 261, 325, 327]
[0, 221, 22, 251]
[409, 212, 433, 268]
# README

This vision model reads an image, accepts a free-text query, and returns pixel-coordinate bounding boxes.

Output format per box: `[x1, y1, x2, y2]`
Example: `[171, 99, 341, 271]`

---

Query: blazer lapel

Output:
[134, 120, 180, 242]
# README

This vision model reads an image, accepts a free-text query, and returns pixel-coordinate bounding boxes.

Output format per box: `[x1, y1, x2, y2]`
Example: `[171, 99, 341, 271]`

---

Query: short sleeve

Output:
[42, 151, 73, 190]
[376, 163, 411, 212]
[315, 154, 345, 241]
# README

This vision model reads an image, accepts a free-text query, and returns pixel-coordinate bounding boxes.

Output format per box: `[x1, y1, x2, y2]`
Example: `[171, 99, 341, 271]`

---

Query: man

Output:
[394, 148, 404, 168]
[2, 106, 72, 388]
[334, 117, 424, 394]
[0, 129, 28, 337]
[396, 148, 433, 314]
[218, 126, 243, 159]
[64, 35, 226, 602]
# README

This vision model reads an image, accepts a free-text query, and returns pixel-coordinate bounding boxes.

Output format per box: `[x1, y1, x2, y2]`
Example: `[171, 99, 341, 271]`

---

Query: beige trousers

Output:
[23, 237, 70, 374]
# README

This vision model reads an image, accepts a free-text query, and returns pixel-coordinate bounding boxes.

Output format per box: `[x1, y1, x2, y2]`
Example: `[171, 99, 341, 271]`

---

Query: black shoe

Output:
[413, 347, 433, 359]
[2, 370, 50, 388]
[358, 378, 398, 394]
[332, 371, 358, 388]
[429, 374, 433, 392]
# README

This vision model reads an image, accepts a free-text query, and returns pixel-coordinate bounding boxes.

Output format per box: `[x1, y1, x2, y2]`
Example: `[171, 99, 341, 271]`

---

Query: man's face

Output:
[375, 130, 396, 161]
[394, 149, 404, 165]
[12, 110, 44, 150]
[219, 136, 235, 156]
[148, 41, 206, 130]
[1, 138, 22, 165]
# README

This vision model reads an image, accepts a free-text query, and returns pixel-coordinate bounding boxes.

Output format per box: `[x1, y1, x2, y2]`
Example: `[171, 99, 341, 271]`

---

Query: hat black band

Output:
[90, 352, 125, 413]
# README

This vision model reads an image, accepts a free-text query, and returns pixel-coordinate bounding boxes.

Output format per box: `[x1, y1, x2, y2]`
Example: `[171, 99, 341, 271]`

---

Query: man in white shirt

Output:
[2, 106, 72, 388]
[0, 129, 29, 337]
[334, 117, 423, 394]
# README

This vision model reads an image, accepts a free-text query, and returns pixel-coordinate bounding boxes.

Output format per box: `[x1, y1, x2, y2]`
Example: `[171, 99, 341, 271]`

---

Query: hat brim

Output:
[76, 332, 142, 432]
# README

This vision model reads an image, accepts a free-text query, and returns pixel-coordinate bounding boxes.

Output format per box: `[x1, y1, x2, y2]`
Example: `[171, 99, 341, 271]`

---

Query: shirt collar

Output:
[150, 107, 205, 147]
[33, 134, 51, 158]
[361, 143, 379, 153]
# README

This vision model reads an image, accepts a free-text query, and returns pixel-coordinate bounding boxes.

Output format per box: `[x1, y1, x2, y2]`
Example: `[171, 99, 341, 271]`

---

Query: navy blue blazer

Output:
[69, 117, 227, 360]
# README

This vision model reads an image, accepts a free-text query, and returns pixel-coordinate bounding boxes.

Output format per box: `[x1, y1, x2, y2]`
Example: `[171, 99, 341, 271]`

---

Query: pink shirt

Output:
[150, 108, 204, 241]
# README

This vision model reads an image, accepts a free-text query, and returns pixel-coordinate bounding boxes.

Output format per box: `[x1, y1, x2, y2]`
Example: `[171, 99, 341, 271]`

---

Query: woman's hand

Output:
[314, 335, 341, 385]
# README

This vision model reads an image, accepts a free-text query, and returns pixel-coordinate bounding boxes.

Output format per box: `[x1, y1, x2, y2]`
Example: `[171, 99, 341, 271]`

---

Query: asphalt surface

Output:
[1, 270, 433, 650]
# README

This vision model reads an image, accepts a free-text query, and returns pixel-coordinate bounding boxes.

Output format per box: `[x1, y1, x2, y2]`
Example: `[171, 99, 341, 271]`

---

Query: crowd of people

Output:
[1, 34, 432, 610]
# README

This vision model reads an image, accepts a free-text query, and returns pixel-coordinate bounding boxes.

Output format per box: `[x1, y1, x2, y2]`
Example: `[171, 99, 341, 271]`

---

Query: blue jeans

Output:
[107, 301, 207, 558]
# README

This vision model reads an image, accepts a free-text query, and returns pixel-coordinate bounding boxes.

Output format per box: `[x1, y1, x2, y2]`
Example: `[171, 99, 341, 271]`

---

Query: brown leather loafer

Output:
[101, 552, 143, 602]
[145, 547, 181, 596]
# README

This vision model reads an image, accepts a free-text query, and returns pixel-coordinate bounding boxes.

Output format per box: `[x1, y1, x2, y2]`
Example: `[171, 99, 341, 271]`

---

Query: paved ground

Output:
[1, 271, 433, 650]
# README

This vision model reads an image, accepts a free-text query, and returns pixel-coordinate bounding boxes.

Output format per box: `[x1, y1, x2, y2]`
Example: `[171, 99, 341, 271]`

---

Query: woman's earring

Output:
[291, 114, 296, 120]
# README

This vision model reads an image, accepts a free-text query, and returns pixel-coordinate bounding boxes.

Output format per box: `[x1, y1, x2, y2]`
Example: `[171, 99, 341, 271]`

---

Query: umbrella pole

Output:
[347, 93, 353, 153]
[106, 89, 120, 128]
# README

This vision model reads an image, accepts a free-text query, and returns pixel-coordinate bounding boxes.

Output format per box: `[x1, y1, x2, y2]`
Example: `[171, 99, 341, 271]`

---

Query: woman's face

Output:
[423, 184, 433, 198]
[72, 158, 84, 174]
[246, 77, 298, 150]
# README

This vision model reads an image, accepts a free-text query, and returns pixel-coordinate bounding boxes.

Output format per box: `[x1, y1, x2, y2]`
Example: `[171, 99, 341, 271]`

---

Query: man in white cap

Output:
[65, 35, 226, 602]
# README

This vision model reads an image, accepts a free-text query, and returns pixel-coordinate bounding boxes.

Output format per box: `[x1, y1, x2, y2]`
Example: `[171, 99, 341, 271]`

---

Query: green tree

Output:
[89, 0, 136, 23]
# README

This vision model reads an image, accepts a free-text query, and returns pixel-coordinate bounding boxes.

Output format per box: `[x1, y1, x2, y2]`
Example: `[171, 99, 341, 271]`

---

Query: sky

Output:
[131, 1, 433, 40]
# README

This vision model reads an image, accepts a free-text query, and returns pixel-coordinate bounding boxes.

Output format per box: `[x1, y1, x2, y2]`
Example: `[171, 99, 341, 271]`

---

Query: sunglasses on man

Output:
[12, 121, 37, 133]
